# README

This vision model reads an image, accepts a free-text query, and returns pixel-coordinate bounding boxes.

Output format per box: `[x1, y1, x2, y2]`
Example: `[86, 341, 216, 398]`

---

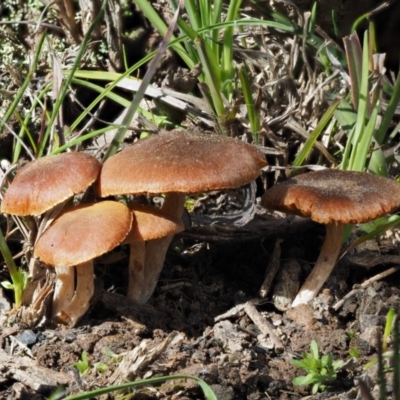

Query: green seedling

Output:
[93, 346, 124, 374]
[364, 308, 397, 371]
[72, 351, 91, 377]
[0, 227, 27, 308]
[291, 340, 344, 394]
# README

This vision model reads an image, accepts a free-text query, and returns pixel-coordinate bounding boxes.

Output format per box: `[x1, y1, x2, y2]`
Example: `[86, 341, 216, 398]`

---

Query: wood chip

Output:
[0, 349, 73, 393]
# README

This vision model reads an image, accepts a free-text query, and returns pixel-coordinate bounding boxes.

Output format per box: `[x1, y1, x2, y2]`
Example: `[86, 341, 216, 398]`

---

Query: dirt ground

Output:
[2, 0, 400, 399]
[1, 203, 400, 399]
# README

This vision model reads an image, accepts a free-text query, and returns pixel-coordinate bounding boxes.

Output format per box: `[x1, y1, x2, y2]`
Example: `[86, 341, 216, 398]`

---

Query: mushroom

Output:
[97, 129, 267, 302]
[125, 203, 184, 300]
[34, 201, 132, 325]
[1, 152, 101, 217]
[261, 169, 400, 307]
[1, 152, 101, 310]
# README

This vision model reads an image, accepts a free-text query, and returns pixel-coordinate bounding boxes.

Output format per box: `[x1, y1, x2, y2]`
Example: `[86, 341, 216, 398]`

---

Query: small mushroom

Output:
[1, 152, 101, 216]
[1, 152, 101, 310]
[125, 203, 184, 300]
[97, 129, 267, 302]
[261, 169, 400, 307]
[34, 201, 132, 326]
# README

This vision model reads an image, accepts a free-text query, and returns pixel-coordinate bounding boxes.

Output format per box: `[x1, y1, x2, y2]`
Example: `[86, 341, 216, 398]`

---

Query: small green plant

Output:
[72, 351, 91, 377]
[291, 340, 344, 394]
[0, 227, 27, 308]
[349, 347, 361, 359]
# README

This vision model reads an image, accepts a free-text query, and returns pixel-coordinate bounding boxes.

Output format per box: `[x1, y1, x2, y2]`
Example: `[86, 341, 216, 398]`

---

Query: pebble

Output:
[15, 330, 36, 346]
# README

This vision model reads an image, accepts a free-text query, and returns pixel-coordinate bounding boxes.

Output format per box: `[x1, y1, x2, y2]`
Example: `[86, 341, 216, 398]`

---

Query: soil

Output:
[1, 210, 400, 399]
[1, 1, 400, 399]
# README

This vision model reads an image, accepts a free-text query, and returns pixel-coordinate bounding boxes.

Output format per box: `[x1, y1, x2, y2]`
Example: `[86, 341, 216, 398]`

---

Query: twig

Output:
[259, 238, 283, 298]
[333, 265, 400, 311]
[214, 298, 266, 322]
[244, 300, 283, 350]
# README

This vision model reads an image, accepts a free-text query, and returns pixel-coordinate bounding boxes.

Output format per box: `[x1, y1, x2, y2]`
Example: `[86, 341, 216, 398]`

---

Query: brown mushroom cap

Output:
[1, 152, 101, 216]
[34, 201, 132, 266]
[262, 169, 400, 225]
[97, 130, 267, 197]
[127, 203, 184, 241]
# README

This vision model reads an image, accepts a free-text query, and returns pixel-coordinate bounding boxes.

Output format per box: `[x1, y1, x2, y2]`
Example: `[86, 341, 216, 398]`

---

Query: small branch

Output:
[244, 300, 283, 350]
[333, 265, 400, 311]
[259, 238, 283, 298]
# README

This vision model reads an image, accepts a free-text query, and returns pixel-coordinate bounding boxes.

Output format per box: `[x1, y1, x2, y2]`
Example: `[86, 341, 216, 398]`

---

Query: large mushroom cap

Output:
[97, 130, 267, 197]
[262, 169, 400, 225]
[34, 201, 132, 267]
[127, 203, 184, 241]
[1, 152, 101, 216]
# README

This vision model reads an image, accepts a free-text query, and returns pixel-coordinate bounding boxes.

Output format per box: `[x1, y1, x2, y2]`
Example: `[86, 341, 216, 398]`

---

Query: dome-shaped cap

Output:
[1, 152, 101, 216]
[97, 130, 267, 197]
[127, 203, 184, 241]
[262, 169, 400, 225]
[34, 201, 132, 267]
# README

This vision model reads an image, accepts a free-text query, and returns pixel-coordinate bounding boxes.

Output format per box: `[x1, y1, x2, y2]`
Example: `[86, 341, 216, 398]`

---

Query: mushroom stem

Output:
[291, 223, 344, 307]
[134, 193, 185, 304]
[60, 261, 94, 326]
[52, 265, 75, 321]
[160, 193, 187, 218]
[126, 240, 146, 300]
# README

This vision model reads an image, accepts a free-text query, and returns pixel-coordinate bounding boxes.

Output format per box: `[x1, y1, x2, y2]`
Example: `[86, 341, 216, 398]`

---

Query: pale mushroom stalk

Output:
[60, 262, 94, 326]
[140, 193, 186, 303]
[126, 241, 146, 300]
[125, 201, 185, 303]
[291, 223, 343, 307]
[52, 265, 75, 320]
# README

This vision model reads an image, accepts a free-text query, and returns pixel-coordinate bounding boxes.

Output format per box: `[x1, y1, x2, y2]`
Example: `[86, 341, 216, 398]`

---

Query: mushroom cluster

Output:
[97, 129, 267, 303]
[1, 130, 267, 324]
[261, 169, 400, 307]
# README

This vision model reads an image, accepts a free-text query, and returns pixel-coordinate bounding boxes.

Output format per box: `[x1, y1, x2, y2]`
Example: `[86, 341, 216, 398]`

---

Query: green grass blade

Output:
[342, 215, 400, 256]
[103, 0, 182, 160]
[63, 374, 217, 400]
[0, 227, 23, 308]
[193, 35, 225, 119]
[39, 0, 107, 157]
[352, 100, 379, 172]
[383, 308, 395, 352]
[376, 71, 400, 145]
[182, 0, 201, 30]
[368, 137, 387, 176]
[394, 318, 400, 400]
[135, 0, 193, 67]
[0, 32, 46, 146]
[343, 33, 363, 109]
[347, 31, 371, 172]
[51, 125, 122, 154]
[239, 63, 260, 141]
[221, 0, 242, 100]
[292, 98, 340, 167]
[377, 329, 387, 400]
[308, 1, 317, 34]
